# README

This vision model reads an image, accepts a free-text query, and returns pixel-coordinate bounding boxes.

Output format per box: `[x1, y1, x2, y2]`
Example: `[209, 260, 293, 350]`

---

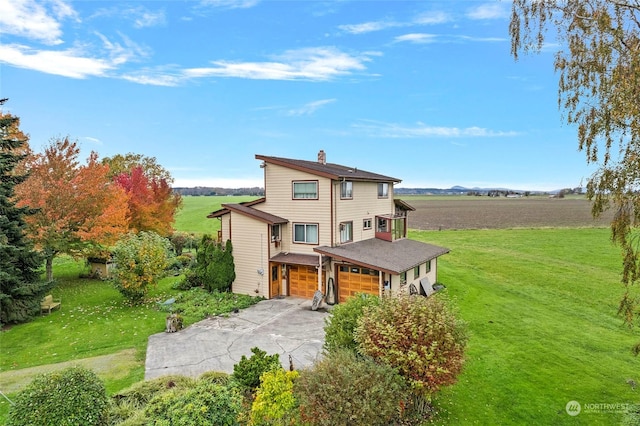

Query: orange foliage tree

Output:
[15, 137, 129, 281]
[114, 165, 182, 236]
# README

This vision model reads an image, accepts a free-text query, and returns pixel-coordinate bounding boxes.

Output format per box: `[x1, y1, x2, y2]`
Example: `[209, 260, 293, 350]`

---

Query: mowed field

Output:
[405, 195, 615, 230]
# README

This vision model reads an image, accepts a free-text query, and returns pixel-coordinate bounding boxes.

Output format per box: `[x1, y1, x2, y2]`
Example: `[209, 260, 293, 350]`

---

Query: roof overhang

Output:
[314, 238, 449, 275]
[208, 202, 288, 225]
[270, 252, 320, 267]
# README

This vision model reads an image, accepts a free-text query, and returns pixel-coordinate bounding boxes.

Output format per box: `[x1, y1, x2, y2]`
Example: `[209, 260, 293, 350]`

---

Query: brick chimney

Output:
[318, 149, 326, 165]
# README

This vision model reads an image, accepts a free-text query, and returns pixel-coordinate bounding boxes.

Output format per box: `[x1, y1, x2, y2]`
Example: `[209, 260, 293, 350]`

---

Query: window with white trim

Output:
[293, 223, 318, 244]
[341, 181, 353, 199]
[363, 218, 372, 230]
[293, 181, 318, 199]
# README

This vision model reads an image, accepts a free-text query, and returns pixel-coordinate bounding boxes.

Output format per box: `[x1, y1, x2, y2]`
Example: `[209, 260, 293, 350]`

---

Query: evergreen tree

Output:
[0, 99, 51, 325]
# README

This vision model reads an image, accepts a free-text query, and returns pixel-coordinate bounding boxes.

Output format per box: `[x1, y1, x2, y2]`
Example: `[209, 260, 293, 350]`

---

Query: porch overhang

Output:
[314, 238, 449, 275]
[270, 252, 320, 267]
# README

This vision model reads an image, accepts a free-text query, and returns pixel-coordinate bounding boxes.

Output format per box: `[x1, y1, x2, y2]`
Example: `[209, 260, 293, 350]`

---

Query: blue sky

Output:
[0, 0, 594, 191]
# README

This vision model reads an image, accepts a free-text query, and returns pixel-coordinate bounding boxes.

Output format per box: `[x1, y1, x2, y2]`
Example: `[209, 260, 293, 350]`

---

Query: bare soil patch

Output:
[407, 197, 615, 230]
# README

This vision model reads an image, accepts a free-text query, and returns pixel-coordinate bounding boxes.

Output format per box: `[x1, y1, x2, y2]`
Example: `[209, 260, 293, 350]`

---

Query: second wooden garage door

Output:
[288, 265, 318, 299]
[338, 265, 380, 303]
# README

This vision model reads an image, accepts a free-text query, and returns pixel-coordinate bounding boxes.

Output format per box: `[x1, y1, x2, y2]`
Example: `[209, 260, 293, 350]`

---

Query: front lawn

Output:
[0, 256, 261, 422]
[415, 228, 639, 425]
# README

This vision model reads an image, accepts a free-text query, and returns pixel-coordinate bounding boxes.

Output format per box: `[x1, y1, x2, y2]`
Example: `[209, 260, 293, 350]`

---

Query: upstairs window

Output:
[271, 224, 280, 242]
[339, 221, 353, 243]
[341, 181, 353, 199]
[294, 223, 318, 244]
[378, 182, 389, 198]
[293, 181, 318, 199]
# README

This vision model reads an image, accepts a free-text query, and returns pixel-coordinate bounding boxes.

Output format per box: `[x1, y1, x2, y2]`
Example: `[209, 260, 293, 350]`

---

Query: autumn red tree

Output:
[15, 138, 129, 281]
[114, 165, 182, 236]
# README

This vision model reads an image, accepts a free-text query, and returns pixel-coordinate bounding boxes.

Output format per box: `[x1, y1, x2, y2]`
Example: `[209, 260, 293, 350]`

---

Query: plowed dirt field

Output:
[406, 197, 615, 230]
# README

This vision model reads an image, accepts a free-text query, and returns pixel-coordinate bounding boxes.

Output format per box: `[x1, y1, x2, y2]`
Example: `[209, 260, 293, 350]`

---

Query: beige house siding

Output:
[228, 212, 270, 299]
[335, 180, 396, 243]
[256, 163, 332, 254]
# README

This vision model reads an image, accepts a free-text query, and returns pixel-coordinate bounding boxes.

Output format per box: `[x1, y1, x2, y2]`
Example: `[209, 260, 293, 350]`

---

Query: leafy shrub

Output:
[158, 287, 262, 321]
[354, 294, 468, 397]
[199, 371, 232, 385]
[111, 375, 197, 407]
[107, 375, 198, 425]
[145, 379, 242, 425]
[250, 369, 300, 425]
[7, 365, 108, 426]
[323, 293, 380, 354]
[294, 349, 409, 426]
[169, 232, 195, 256]
[189, 235, 236, 293]
[112, 231, 173, 303]
[233, 347, 282, 390]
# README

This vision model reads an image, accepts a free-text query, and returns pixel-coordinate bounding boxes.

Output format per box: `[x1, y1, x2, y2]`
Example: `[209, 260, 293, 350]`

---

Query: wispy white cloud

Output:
[82, 136, 102, 145]
[353, 120, 519, 138]
[340, 10, 451, 35]
[287, 99, 336, 116]
[131, 8, 166, 29]
[199, 0, 260, 9]
[0, 32, 148, 79]
[121, 67, 185, 86]
[466, 3, 509, 20]
[457, 35, 506, 43]
[0, 43, 113, 78]
[181, 47, 372, 82]
[90, 6, 166, 29]
[394, 33, 505, 45]
[338, 20, 401, 35]
[394, 33, 438, 44]
[0, 0, 78, 45]
[413, 11, 451, 25]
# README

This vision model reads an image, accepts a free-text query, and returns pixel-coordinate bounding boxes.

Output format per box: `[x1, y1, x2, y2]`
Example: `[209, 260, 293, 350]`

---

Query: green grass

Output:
[173, 195, 259, 235]
[410, 228, 638, 425]
[0, 255, 261, 422]
[2, 205, 638, 425]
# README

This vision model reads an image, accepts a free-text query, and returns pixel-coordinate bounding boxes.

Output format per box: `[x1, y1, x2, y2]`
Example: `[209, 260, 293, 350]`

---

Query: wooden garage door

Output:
[338, 265, 379, 303]
[289, 265, 318, 299]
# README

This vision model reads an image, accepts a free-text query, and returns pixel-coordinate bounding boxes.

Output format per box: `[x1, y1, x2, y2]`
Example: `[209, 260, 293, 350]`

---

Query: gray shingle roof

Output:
[256, 154, 401, 183]
[314, 238, 449, 275]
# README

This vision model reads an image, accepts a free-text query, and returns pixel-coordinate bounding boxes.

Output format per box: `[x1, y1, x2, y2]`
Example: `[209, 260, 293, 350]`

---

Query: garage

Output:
[337, 265, 380, 303]
[288, 265, 318, 299]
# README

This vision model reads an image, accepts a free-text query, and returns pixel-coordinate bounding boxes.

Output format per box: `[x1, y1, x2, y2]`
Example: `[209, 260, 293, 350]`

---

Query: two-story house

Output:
[207, 150, 449, 304]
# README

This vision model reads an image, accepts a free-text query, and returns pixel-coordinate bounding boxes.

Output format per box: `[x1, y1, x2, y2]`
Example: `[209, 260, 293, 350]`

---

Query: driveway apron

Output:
[145, 297, 329, 379]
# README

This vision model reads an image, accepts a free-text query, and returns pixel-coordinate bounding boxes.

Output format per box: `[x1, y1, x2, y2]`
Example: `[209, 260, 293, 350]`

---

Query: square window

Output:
[363, 218, 372, 230]
[293, 223, 318, 244]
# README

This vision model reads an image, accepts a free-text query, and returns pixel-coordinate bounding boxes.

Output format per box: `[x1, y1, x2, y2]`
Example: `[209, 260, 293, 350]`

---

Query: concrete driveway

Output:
[145, 297, 330, 380]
